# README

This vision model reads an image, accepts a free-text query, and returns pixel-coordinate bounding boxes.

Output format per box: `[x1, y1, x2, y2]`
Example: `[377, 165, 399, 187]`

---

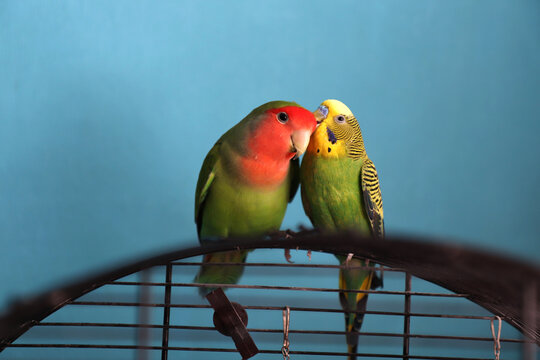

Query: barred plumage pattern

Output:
[329, 115, 366, 160]
[361, 158, 384, 239]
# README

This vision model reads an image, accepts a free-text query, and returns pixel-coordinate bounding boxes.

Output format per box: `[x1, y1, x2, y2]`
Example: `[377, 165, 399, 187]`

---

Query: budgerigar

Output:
[300, 99, 384, 360]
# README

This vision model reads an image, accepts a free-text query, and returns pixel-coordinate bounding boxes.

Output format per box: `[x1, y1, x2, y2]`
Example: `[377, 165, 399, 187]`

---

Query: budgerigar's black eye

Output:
[277, 112, 289, 124]
[335, 115, 346, 124]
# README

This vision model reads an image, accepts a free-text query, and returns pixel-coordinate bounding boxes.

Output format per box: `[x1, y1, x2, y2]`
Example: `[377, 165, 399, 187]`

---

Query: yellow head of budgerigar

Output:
[306, 99, 359, 159]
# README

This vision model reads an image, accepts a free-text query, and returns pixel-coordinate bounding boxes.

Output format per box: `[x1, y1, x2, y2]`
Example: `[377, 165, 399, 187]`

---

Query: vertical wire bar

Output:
[161, 263, 173, 360]
[402, 273, 412, 360]
[136, 269, 151, 360]
[522, 281, 537, 360]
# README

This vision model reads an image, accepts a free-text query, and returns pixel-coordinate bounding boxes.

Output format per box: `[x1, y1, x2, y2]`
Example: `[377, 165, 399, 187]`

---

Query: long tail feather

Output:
[342, 294, 368, 360]
[194, 250, 248, 296]
[348, 344, 358, 360]
[338, 257, 375, 360]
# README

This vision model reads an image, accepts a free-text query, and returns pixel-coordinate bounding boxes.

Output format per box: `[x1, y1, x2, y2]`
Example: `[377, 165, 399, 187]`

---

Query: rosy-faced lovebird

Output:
[194, 101, 317, 296]
[300, 99, 384, 360]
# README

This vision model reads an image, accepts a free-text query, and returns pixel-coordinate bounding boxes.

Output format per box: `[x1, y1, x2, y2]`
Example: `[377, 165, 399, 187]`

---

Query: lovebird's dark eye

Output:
[277, 112, 289, 124]
[335, 115, 346, 124]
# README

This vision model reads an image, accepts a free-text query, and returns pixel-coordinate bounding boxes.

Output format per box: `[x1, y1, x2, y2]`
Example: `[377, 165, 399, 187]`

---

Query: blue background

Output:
[0, 1, 539, 357]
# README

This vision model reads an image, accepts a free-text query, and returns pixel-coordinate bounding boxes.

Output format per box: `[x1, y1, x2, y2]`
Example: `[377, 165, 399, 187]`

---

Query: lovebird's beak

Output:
[290, 129, 312, 159]
[313, 105, 329, 124]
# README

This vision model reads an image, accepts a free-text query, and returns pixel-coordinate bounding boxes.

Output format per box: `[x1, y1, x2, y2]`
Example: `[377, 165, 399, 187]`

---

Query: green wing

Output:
[361, 158, 384, 239]
[288, 157, 300, 202]
[194, 138, 222, 237]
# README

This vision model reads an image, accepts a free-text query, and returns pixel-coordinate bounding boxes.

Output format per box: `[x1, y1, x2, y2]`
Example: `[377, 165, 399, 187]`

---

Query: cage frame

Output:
[0, 231, 538, 358]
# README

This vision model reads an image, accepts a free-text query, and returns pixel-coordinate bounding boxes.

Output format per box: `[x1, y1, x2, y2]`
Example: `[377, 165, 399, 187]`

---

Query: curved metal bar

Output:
[0, 230, 538, 349]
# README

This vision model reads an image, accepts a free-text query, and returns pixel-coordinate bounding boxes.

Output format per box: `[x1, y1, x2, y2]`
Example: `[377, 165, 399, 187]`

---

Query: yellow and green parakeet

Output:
[194, 101, 317, 296]
[300, 99, 384, 359]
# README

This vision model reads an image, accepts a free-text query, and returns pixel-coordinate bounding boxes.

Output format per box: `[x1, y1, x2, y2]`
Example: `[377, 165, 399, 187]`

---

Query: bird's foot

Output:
[267, 229, 296, 241]
[345, 253, 354, 267]
[282, 230, 296, 263]
[284, 249, 294, 263]
[284, 229, 297, 239]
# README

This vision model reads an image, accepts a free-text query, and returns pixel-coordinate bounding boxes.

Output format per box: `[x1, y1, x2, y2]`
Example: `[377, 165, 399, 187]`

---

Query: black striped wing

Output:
[361, 158, 384, 239]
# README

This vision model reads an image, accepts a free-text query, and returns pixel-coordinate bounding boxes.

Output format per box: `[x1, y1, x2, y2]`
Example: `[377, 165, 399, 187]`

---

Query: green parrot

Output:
[194, 101, 317, 296]
[300, 99, 384, 360]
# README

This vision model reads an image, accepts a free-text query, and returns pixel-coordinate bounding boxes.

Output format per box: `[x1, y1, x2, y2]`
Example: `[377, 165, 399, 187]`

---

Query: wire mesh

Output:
[1, 246, 535, 360]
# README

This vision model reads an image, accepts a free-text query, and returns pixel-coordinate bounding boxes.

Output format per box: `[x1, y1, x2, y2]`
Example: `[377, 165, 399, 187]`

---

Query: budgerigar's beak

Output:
[290, 129, 312, 159]
[313, 105, 329, 124]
